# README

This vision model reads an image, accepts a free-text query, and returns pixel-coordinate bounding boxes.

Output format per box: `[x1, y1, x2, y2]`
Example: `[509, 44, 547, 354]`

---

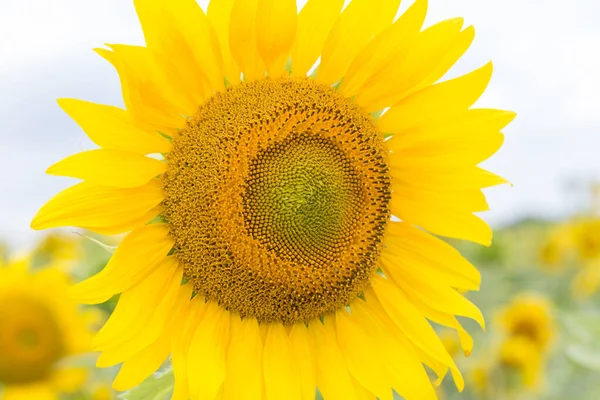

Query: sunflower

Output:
[496, 294, 556, 391]
[92, 385, 114, 400]
[32, 232, 83, 270]
[540, 218, 600, 297]
[31, 0, 513, 398]
[497, 295, 555, 353]
[572, 263, 600, 298]
[569, 218, 600, 298]
[467, 362, 493, 397]
[539, 224, 572, 270]
[0, 258, 95, 400]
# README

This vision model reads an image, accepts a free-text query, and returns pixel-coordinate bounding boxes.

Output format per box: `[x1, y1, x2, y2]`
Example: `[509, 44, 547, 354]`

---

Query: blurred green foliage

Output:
[439, 219, 600, 400]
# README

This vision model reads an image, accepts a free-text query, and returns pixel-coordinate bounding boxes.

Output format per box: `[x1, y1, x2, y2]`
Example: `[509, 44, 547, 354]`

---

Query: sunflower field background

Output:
[2, 0, 600, 399]
[5, 197, 600, 399]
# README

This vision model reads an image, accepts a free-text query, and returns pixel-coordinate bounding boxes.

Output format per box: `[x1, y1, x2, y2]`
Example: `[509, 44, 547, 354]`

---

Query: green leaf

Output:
[560, 312, 600, 344]
[566, 344, 600, 372]
[118, 367, 174, 400]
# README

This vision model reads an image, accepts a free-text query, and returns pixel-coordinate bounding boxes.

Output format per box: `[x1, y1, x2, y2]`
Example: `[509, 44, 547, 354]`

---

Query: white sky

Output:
[1, 0, 599, 249]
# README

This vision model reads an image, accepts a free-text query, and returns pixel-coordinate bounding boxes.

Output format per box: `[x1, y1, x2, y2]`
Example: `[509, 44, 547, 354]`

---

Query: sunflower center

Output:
[0, 296, 65, 384]
[512, 320, 540, 344]
[163, 77, 391, 324]
[243, 134, 365, 266]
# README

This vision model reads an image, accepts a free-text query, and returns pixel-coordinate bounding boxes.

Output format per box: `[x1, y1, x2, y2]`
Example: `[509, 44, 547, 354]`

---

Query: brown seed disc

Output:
[162, 77, 391, 324]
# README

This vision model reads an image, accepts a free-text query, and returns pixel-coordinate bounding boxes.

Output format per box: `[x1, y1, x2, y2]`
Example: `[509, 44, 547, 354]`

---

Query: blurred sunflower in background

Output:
[31, 232, 83, 271]
[569, 219, 600, 297]
[0, 258, 96, 400]
[539, 223, 572, 270]
[467, 361, 493, 398]
[540, 217, 600, 298]
[496, 294, 556, 391]
[91, 384, 115, 400]
[32, 0, 513, 398]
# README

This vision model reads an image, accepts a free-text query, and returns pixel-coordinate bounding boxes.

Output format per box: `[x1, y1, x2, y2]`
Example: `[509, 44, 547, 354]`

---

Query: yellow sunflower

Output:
[499, 336, 543, 390]
[571, 262, 600, 299]
[497, 294, 556, 353]
[496, 295, 556, 391]
[467, 362, 493, 397]
[539, 224, 572, 269]
[564, 219, 600, 298]
[32, 232, 83, 270]
[540, 218, 600, 297]
[31, 0, 513, 398]
[92, 385, 114, 400]
[569, 218, 600, 262]
[0, 258, 95, 400]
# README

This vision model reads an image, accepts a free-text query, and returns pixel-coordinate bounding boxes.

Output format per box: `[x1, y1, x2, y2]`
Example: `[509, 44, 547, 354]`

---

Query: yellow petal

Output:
[413, 303, 474, 356]
[207, 0, 241, 84]
[377, 62, 494, 133]
[135, 0, 224, 97]
[79, 205, 163, 236]
[289, 323, 317, 400]
[373, 0, 402, 32]
[351, 299, 437, 400]
[31, 180, 164, 234]
[417, 25, 475, 90]
[391, 132, 504, 168]
[256, 0, 297, 77]
[47, 149, 166, 188]
[353, 378, 376, 400]
[389, 190, 493, 245]
[340, 0, 427, 96]
[350, 379, 375, 400]
[187, 301, 230, 400]
[356, 18, 465, 111]
[380, 249, 485, 329]
[384, 222, 481, 291]
[361, 290, 450, 383]
[92, 258, 179, 348]
[391, 164, 508, 191]
[112, 333, 171, 391]
[309, 318, 358, 400]
[291, 0, 344, 77]
[185, 299, 210, 400]
[317, 0, 401, 85]
[263, 323, 301, 400]
[57, 99, 172, 155]
[229, 0, 265, 81]
[171, 296, 205, 400]
[96, 45, 193, 130]
[223, 315, 263, 400]
[371, 277, 464, 391]
[386, 109, 515, 151]
[96, 275, 191, 368]
[391, 203, 492, 246]
[370, 25, 476, 108]
[391, 186, 489, 213]
[335, 310, 393, 400]
[69, 224, 174, 304]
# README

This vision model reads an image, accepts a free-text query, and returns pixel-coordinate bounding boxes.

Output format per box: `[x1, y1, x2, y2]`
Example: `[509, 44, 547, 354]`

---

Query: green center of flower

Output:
[242, 133, 365, 266]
